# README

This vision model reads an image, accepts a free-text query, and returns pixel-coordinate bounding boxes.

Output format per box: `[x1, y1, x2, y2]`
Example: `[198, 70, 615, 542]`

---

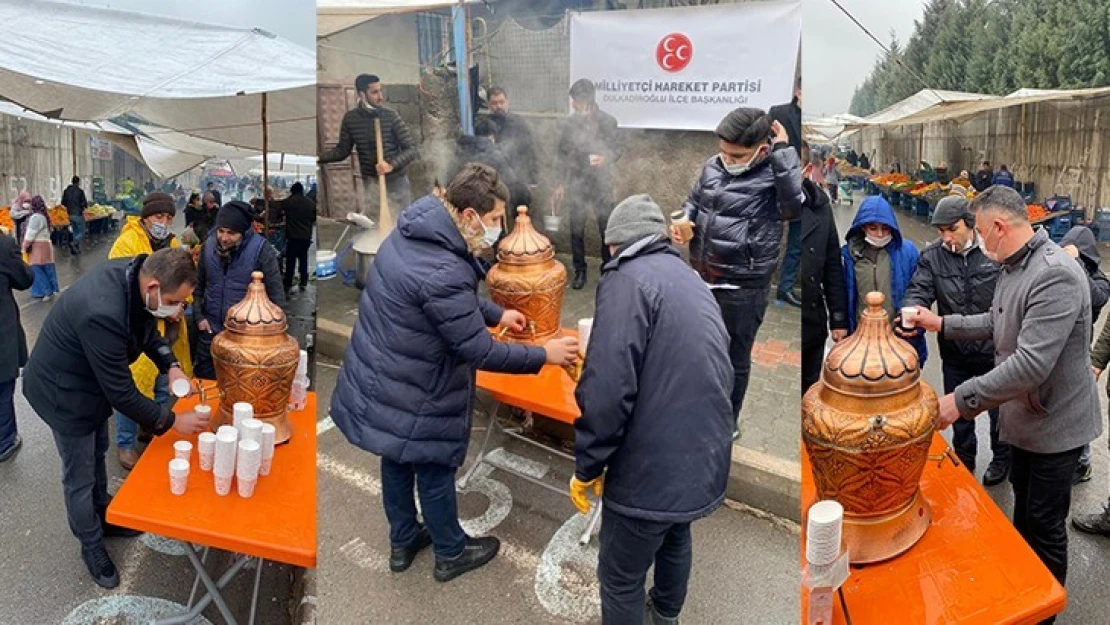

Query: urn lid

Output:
[223, 271, 288, 336]
[823, 292, 920, 396]
[496, 207, 555, 265]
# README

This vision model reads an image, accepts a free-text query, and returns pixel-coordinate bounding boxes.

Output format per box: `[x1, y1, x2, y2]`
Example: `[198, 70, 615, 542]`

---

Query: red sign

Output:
[656, 33, 693, 73]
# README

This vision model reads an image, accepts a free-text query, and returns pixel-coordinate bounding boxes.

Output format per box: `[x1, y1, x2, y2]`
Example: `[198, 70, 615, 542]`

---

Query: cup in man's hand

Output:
[671, 211, 694, 244]
[900, 306, 918, 331]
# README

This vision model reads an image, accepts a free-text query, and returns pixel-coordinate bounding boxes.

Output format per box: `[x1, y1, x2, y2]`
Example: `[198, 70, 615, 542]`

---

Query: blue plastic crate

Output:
[914, 198, 930, 216]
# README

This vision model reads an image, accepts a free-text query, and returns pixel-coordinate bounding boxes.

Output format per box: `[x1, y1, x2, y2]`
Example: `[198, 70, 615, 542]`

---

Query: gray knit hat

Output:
[605, 194, 667, 246]
[930, 195, 972, 226]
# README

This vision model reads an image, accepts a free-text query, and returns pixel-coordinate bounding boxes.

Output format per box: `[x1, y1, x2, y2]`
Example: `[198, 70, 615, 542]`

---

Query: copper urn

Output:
[211, 271, 299, 444]
[487, 207, 567, 343]
[802, 292, 939, 563]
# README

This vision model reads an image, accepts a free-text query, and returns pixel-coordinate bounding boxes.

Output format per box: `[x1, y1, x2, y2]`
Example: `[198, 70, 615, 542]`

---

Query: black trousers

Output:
[1010, 445, 1082, 599]
[50, 420, 110, 548]
[942, 360, 1010, 472]
[801, 342, 825, 397]
[194, 329, 216, 380]
[569, 193, 612, 273]
[712, 286, 770, 421]
[284, 238, 311, 289]
[598, 506, 693, 624]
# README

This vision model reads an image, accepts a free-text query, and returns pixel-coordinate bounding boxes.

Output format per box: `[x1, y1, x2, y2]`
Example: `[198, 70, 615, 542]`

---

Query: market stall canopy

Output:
[884, 86, 1110, 126]
[0, 101, 132, 135]
[0, 0, 314, 154]
[317, 0, 480, 37]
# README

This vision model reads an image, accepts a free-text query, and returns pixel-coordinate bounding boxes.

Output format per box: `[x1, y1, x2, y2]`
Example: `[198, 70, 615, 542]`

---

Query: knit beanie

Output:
[216, 201, 253, 235]
[141, 192, 176, 219]
[604, 194, 667, 246]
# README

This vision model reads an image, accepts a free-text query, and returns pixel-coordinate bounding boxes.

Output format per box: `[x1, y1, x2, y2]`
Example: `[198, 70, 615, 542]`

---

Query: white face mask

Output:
[21, 202, 30, 209]
[482, 224, 502, 248]
[866, 234, 893, 248]
[146, 286, 182, 319]
[148, 221, 171, 241]
[722, 146, 767, 177]
[980, 223, 999, 262]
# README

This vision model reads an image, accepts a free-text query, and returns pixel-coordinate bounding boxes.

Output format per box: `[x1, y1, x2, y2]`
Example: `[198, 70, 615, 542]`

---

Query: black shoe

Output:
[777, 292, 802, 308]
[982, 459, 1009, 487]
[1073, 462, 1093, 485]
[433, 536, 500, 583]
[645, 598, 680, 625]
[1072, 505, 1110, 536]
[81, 544, 120, 589]
[390, 526, 432, 573]
[0, 435, 22, 462]
[572, 271, 586, 290]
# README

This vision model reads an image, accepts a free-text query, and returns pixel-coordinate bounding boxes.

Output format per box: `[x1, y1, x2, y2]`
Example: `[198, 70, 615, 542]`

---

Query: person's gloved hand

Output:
[569, 475, 603, 515]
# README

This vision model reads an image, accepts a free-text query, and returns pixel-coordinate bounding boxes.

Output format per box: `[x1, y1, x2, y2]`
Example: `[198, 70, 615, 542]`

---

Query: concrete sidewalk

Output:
[312, 217, 801, 522]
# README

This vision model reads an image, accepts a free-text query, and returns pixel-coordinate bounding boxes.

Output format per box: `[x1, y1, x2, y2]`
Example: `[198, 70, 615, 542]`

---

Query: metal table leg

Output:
[248, 557, 263, 625]
[186, 546, 210, 609]
[154, 546, 252, 625]
[458, 402, 502, 490]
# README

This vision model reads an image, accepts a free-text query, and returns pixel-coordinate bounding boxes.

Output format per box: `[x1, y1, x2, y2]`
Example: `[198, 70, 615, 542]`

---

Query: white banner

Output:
[569, 2, 801, 131]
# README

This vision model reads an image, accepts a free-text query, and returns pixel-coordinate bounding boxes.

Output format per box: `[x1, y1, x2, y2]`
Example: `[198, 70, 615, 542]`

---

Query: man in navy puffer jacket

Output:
[330, 164, 579, 583]
[672, 107, 804, 433]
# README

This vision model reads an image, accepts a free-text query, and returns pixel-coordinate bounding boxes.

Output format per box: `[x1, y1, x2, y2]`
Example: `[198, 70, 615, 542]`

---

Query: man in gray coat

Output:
[912, 186, 1102, 598]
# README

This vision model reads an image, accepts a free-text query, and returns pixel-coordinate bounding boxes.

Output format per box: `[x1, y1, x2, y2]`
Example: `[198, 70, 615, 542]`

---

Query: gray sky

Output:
[803, 0, 925, 118]
[57, 0, 315, 50]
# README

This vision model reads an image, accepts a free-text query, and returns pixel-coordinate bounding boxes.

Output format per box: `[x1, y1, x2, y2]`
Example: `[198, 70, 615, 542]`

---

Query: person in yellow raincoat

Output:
[108, 192, 192, 469]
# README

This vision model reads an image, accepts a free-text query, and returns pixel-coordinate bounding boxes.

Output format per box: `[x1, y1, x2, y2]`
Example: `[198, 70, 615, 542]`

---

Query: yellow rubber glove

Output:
[569, 475, 603, 515]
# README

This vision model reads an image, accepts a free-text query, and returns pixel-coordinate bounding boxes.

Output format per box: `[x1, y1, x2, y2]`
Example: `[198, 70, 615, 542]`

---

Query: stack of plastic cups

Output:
[242, 418, 264, 446]
[260, 423, 276, 476]
[233, 402, 253, 436]
[289, 350, 310, 412]
[806, 500, 844, 567]
[168, 459, 189, 496]
[237, 440, 262, 498]
[197, 432, 217, 471]
[214, 426, 238, 496]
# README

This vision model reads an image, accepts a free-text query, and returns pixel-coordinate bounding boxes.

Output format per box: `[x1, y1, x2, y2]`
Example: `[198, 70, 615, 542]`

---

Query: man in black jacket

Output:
[319, 74, 420, 225]
[770, 76, 803, 307]
[62, 176, 89, 255]
[799, 146, 848, 395]
[900, 195, 1008, 484]
[0, 230, 33, 462]
[22, 248, 210, 588]
[572, 194, 733, 625]
[194, 202, 285, 379]
[672, 107, 803, 433]
[555, 79, 624, 290]
[487, 86, 539, 188]
[281, 182, 316, 293]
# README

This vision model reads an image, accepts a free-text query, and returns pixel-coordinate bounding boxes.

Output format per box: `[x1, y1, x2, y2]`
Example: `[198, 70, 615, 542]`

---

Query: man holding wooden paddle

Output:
[320, 73, 420, 231]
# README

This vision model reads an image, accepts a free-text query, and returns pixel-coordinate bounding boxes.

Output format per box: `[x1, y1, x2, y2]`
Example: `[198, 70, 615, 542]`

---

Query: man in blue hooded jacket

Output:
[841, 195, 926, 364]
[329, 164, 579, 583]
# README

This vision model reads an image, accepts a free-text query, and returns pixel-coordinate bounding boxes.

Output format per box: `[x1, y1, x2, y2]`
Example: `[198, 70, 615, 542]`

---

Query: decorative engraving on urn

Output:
[802, 291, 939, 563]
[487, 206, 568, 344]
[211, 271, 299, 444]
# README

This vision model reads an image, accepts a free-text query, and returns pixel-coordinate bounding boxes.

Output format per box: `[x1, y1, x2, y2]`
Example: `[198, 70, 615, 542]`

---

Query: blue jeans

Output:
[598, 506, 693, 624]
[115, 374, 169, 449]
[0, 379, 17, 452]
[777, 219, 802, 297]
[70, 214, 86, 244]
[380, 457, 467, 559]
[30, 264, 59, 298]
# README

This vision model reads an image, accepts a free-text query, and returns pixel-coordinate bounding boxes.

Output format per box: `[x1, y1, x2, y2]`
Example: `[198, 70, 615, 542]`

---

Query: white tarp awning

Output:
[0, 101, 132, 134]
[0, 0, 315, 154]
[317, 0, 478, 37]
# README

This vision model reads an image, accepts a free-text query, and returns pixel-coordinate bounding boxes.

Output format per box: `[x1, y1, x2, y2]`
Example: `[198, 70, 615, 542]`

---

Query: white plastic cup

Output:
[260, 423, 276, 476]
[806, 500, 844, 566]
[237, 439, 262, 476]
[215, 428, 238, 476]
[197, 432, 217, 472]
[168, 458, 189, 496]
[214, 472, 233, 496]
[233, 403, 253, 433]
[578, 318, 593, 356]
[297, 349, 309, 377]
[901, 306, 918, 330]
[242, 419, 264, 445]
[173, 440, 192, 461]
[237, 476, 258, 498]
[171, 378, 191, 398]
[195, 404, 212, 424]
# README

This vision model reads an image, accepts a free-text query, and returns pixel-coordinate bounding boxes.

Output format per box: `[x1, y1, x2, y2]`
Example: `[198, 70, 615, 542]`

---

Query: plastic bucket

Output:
[315, 250, 337, 281]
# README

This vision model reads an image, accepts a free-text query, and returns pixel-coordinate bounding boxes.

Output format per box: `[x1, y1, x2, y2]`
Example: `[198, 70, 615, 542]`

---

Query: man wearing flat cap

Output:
[900, 194, 1008, 484]
[192, 200, 284, 379]
[571, 194, 733, 624]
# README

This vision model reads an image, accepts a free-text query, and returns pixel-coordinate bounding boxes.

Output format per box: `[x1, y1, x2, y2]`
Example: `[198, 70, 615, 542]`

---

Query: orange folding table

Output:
[471, 328, 601, 543]
[801, 433, 1066, 624]
[107, 391, 317, 625]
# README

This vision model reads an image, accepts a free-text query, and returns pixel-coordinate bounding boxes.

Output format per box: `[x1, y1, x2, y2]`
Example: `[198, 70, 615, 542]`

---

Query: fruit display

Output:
[0, 207, 12, 234]
[48, 205, 69, 226]
[892, 181, 923, 193]
[951, 176, 972, 188]
[910, 182, 942, 197]
[836, 159, 871, 177]
[84, 204, 114, 220]
[1027, 204, 1050, 221]
[870, 173, 912, 186]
